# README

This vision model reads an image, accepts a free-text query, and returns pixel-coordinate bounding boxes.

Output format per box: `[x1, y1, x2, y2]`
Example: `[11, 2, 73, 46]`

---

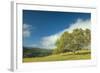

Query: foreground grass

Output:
[23, 49, 91, 63]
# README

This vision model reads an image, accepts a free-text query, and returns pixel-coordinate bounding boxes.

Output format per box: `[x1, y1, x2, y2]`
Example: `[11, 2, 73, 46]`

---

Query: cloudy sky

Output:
[23, 10, 91, 49]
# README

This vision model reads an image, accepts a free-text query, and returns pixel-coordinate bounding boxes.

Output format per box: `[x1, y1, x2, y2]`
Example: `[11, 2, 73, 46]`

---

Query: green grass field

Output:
[23, 49, 91, 63]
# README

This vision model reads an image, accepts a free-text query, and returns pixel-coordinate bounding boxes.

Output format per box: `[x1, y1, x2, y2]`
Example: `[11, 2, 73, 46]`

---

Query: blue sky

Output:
[23, 10, 91, 49]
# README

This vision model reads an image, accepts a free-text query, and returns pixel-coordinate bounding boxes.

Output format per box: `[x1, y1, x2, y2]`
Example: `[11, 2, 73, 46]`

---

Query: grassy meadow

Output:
[23, 49, 91, 62]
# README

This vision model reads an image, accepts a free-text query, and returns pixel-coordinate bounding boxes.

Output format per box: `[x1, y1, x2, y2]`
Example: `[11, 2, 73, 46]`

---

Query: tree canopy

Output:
[53, 28, 91, 54]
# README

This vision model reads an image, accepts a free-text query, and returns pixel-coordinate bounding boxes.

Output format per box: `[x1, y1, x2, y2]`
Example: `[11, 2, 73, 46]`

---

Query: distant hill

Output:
[23, 47, 53, 58]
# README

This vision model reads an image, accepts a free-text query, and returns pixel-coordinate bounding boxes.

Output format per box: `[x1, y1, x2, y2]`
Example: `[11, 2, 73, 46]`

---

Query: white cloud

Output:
[32, 19, 91, 49]
[40, 35, 58, 49]
[23, 24, 32, 37]
[65, 19, 91, 32]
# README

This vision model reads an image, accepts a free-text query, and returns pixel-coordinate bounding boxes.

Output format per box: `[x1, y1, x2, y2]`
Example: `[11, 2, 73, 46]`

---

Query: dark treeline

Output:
[23, 47, 53, 58]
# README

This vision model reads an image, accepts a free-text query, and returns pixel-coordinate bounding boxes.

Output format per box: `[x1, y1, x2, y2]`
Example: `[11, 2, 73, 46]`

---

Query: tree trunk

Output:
[73, 50, 76, 55]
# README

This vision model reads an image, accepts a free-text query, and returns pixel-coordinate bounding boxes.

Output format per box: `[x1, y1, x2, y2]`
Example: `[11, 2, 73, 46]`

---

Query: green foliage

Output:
[23, 47, 53, 58]
[53, 28, 91, 54]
